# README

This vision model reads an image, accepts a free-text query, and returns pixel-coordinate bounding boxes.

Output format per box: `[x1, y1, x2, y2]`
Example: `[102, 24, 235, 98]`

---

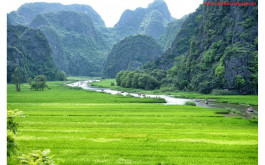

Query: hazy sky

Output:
[4, 0, 202, 27]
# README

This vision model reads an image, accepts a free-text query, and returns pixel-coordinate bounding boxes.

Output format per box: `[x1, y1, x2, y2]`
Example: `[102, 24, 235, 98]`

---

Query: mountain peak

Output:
[147, 0, 172, 21]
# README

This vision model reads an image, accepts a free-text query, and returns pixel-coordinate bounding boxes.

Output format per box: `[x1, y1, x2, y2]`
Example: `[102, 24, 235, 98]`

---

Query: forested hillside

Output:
[7, 2, 105, 29]
[144, 6, 203, 70]
[145, 0, 258, 94]
[30, 11, 109, 76]
[7, 2, 116, 77]
[7, 0, 258, 95]
[113, 0, 174, 44]
[159, 16, 187, 51]
[103, 35, 163, 78]
[7, 25, 57, 82]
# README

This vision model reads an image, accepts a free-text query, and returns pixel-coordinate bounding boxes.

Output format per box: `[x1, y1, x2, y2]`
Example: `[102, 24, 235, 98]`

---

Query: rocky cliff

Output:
[103, 35, 163, 78]
[146, 0, 258, 94]
[7, 25, 57, 82]
[30, 11, 109, 76]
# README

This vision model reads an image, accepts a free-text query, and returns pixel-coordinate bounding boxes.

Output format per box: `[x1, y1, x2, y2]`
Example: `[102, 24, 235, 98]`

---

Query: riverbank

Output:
[91, 79, 258, 106]
[7, 81, 258, 164]
[70, 80, 258, 119]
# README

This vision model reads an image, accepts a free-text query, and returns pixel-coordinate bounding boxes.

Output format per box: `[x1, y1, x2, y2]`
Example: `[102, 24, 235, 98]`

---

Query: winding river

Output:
[67, 80, 258, 119]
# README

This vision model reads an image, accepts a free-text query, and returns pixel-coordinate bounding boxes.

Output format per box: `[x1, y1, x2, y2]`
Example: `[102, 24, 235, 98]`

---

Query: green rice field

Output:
[7, 81, 258, 164]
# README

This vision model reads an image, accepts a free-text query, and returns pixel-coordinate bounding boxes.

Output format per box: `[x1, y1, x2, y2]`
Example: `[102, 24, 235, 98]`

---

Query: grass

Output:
[7, 82, 165, 104]
[67, 76, 101, 81]
[185, 101, 196, 106]
[7, 81, 258, 164]
[92, 79, 258, 106]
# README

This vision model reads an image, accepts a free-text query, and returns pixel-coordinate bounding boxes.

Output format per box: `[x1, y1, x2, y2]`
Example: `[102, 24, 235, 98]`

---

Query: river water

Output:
[67, 80, 258, 119]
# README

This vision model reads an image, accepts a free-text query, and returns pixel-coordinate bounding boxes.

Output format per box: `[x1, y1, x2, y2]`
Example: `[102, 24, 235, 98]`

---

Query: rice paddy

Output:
[7, 81, 258, 164]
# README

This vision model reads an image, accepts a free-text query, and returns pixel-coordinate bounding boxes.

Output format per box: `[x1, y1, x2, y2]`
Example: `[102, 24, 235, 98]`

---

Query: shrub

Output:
[185, 101, 196, 106]
[7, 109, 23, 157]
[56, 71, 67, 81]
[216, 110, 230, 114]
[231, 109, 237, 113]
[18, 149, 61, 165]
[110, 82, 115, 86]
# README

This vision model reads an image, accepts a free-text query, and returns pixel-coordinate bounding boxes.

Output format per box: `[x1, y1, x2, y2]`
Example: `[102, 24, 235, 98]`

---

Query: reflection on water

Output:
[67, 80, 258, 119]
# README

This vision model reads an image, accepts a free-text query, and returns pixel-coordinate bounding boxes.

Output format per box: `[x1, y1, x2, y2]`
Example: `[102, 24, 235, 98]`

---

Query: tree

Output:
[56, 71, 67, 81]
[125, 72, 135, 88]
[234, 75, 245, 89]
[28, 77, 32, 86]
[115, 71, 124, 86]
[32, 75, 48, 91]
[11, 67, 23, 92]
[120, 71, 130, 87]
[132, 73, 140, 88]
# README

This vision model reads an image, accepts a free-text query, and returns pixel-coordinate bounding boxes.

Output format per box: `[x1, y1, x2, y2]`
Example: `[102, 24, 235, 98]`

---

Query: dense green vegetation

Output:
[7, 109, 23, 158]
[116, 71, 159, 90]
[7, 81, 258, 164]
[92, 79, 258, 106]
[7, 1, 182, 77]
[144, 6, 202, 71]
[103, 35, 163, 78]
[30, 11, 110, 76]
[113, 0, 173, 42]
[30, 75, 48, 91]
[145, 0, 258, 94]
[7, 25, 57, 83]
[56, 71, 67, 81]
[158, 17, 186, 51]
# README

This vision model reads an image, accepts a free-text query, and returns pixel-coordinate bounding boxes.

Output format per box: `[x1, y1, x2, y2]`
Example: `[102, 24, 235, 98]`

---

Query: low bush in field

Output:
[216, 110, 230, 114]
[18, 149, 61, 165]
[185, 101, 196, 106]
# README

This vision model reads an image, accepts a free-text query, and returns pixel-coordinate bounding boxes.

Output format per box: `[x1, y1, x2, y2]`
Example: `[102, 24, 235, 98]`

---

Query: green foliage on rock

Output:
[159, 17, 186, 51]
[145, 0, 258, 94]
[113, 0, 174, 42]
[7, 25, 57, 83]
[234, 75, 245, 89]
[29, 11, 110, 77]
[103, 35, 163, 78]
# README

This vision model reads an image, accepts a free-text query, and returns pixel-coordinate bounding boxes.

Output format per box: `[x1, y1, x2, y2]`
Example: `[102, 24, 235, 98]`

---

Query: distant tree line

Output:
[115, 67, 253, 95]
[115, 69, 166, 90]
